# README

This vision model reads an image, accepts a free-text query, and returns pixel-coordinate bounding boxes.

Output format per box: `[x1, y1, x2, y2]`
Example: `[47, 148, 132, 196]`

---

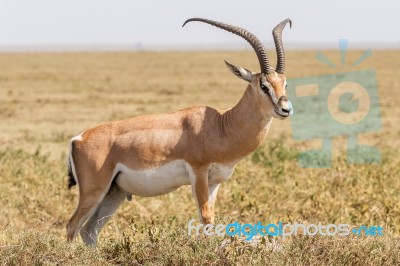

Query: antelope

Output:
[66, 18, 293, 246]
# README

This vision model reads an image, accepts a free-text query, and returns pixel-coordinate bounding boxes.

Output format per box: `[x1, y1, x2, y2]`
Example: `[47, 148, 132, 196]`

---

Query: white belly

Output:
[115, 160, 190, 197]
[114, 160, 236, 197]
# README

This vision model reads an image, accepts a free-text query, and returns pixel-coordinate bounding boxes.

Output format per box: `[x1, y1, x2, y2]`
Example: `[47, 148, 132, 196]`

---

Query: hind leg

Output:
[66, 171, 114, 242]
[66, 189, 108, 241]
[208, 184, 220, 224]
[80, 184, 126, 246]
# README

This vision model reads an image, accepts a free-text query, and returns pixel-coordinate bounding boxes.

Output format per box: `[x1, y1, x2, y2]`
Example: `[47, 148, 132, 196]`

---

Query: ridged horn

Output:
[183, 18, 271, 74]
[272, 18, 292, 74]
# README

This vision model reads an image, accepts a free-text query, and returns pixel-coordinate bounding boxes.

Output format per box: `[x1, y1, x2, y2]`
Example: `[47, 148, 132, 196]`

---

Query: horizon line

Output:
[0, 42, 398, 52]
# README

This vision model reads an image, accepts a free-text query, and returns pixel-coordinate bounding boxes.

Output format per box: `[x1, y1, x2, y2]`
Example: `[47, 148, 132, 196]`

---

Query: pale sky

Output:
[0, 0, 398, 48]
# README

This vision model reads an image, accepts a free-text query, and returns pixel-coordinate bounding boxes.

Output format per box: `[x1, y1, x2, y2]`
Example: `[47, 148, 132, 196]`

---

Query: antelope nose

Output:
[279, 97, 294, 116]
[282, 101, 293, 114]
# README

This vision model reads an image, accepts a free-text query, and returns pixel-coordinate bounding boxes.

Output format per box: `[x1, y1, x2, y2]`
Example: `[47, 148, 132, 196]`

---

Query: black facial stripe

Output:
[260, 78, 280, 107]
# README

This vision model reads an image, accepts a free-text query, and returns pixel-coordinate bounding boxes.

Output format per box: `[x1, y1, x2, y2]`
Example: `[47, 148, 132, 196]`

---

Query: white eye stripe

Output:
[265, 81, 273, 89]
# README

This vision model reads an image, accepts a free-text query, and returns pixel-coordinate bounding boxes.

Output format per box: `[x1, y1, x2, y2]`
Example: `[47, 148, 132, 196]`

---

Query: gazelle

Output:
[66, 18, 293, 246]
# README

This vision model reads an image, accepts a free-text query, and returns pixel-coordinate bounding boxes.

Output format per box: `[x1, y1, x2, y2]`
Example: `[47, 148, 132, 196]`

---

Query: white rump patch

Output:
[68, 133, 83, 185]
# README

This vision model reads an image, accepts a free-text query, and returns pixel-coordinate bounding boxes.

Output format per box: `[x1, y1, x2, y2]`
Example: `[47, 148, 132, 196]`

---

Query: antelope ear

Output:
[224, 60, 253, 82]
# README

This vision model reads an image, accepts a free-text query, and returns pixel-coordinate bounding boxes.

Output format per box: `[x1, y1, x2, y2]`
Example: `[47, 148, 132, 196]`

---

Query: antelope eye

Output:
[261, 84, 269, 94]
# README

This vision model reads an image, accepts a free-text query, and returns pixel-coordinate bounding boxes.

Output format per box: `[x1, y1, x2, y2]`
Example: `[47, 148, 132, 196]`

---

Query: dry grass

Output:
[0, 50, 399, 265]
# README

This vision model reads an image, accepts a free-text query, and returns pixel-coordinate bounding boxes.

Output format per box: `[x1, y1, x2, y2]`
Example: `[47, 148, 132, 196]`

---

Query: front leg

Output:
[187, 164, 212, 224]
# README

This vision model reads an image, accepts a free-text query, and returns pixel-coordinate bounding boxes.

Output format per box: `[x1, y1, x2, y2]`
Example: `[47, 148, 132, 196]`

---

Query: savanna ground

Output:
[0, 50, 399, 265]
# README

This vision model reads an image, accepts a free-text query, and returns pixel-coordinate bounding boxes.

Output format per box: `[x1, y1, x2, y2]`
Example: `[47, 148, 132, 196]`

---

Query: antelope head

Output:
[183, 18, 293, 119]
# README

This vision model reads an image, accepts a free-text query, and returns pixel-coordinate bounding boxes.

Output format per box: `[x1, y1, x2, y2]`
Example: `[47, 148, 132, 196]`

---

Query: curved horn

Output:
[183, 18, 271, 74]
[272, 18, 292, 74]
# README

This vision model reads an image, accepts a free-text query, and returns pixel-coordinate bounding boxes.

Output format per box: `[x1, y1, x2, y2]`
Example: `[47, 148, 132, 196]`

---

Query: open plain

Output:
[0, 50, 399, 265]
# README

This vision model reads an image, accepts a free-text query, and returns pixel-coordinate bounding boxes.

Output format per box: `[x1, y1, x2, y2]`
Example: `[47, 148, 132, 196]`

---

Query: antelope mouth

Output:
[274, 109, 290, 119]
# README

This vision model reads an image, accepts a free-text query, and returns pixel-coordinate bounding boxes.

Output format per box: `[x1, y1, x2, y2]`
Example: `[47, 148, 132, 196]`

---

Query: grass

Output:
[0, 50, 399, 265]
